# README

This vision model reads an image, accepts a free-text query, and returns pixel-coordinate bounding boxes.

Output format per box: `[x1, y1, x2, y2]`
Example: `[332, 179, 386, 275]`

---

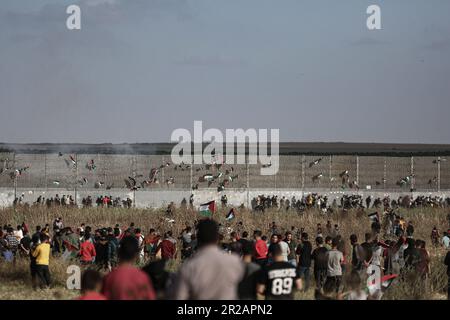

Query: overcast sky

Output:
[1, 0, 450, 144]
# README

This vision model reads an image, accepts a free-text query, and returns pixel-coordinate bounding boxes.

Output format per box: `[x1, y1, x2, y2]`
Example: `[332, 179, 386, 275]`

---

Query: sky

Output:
[1, 0, 450, 144]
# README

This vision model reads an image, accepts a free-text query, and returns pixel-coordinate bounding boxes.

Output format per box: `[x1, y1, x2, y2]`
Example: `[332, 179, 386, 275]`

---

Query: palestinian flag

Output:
[199, 200, 216, 217]
[226, 208, 236, 221]
[378, 240, 390, 249]
[368, 212, 379, 223]
[203, 174, 214, 181]
[380, 274, 398, 290]
[367, 273, 398, 296]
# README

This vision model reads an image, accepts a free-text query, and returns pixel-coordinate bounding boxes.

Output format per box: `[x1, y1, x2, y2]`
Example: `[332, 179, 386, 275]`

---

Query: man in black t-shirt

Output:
[238, 231, 249, 246]
[312, 236, 328, 291]
[444, 249, 450, 300]
[238, 241, 261, 300]
[296, 232, 312, 291]
[360, 233, 373, 270]
[19, 232, 32, 257]
[257, 244, 302, 300]
[228, 232, 243, 255]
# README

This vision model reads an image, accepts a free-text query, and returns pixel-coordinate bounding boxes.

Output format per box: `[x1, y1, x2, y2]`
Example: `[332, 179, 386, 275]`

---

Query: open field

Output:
[0, 205, 449, 300]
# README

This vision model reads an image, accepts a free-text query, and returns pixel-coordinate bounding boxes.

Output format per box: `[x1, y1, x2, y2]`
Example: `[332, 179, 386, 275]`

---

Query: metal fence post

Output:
[246, 156, 250, 208]
[356, 155, 359, 186]
[44, 153, 47, 190]
[190, 158, 193, 190]
[383, 157, 387, 190]
[301, 155, 305, 190]
[437, 156, 441, 192]
[162, 155, 165, 189]
[329, 155, 332, 190]
[75, 153, 78, 205]
[13, 153, 17, 200]
[410, 156, 415, 191]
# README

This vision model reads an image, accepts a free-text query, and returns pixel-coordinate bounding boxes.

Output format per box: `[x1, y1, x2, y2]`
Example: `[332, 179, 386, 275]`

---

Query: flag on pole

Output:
[368, 212, 379, 223]
[226, 208, 236, 221]
[367, 273, 398, 297]
[199, 200, 216, 217]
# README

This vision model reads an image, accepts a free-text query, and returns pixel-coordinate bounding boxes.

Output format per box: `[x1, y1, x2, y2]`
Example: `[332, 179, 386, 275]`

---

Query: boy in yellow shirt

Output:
[32, 233, 51, 289]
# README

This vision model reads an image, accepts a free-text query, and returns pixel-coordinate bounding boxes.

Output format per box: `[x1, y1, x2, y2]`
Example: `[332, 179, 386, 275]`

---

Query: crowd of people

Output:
[251, 193, 450, 213]
[1, 209, 450, 300]
[12, 194, 134, 209]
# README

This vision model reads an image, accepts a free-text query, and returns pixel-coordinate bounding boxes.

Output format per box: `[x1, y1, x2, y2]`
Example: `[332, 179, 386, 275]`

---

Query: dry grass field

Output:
[0, 205, 449, 300]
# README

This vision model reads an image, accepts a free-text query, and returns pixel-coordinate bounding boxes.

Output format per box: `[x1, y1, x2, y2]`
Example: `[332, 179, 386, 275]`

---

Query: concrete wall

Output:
[2, 187, 450, 209]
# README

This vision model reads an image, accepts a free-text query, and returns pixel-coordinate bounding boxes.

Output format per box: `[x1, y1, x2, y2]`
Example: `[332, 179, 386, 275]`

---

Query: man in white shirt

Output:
[278, 239, 290, 262]
[442, 231, 450, 249]
[172, 219, 244, 300]
[324, 238, 344, 295]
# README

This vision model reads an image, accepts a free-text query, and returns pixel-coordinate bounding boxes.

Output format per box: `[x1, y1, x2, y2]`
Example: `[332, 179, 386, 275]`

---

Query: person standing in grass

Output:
[324, 238, 344, 295]
[312, 236, 328, 292]
[253, 230, 268, 268]
[285, 232, 297, 267]
[32, 233, 51, 289]
[5, 227, 19, 263]
[172, 219, 244, 300]
[155, 231, 177, 261]
[238, 241, 261, 300]
[442, 231, 450, 249]
[296, 232, 312, 292]
[79, 234, 96, 265]
[444, 248, 450, 300]
[257, 244, 302, 300]
[77, 270, 106, 300]
[102, 236, 156, 300]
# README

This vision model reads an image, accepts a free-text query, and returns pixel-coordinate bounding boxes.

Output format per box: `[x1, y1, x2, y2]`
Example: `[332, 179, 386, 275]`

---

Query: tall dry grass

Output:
[0, 205, 449, 299]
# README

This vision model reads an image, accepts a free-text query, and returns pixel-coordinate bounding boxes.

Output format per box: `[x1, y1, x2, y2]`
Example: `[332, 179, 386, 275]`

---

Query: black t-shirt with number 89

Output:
[258, 261, 300, 300]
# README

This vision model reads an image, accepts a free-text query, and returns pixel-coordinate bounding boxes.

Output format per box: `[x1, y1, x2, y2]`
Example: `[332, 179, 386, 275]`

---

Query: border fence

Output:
[1, 153, 449, 194]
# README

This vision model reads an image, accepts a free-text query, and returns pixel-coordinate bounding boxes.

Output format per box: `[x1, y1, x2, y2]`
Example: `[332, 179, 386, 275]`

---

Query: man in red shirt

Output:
[77, 270, 106, 300]
[253, 230, 268, 267]
[102, 236, 156, 300]
[156, 231, 177, 260]
[79, 235, 96, 265]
